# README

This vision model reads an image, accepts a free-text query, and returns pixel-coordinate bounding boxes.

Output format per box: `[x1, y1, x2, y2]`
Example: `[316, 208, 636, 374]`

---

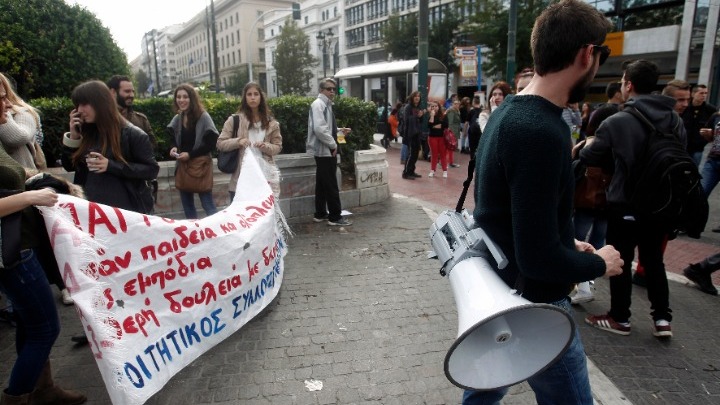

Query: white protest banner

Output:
[39, 156, 286, 405]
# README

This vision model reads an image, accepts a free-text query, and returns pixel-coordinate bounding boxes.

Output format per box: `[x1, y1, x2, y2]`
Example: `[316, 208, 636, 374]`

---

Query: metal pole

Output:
[323, 39, 327, 78]
[152, 30, 161, 94]
[418, 0, 429, 110]
[506, 0, 517, 86]
[205, 6, 214, 84]
[144, 33, 153, 94]
[210, 0, 220, 92]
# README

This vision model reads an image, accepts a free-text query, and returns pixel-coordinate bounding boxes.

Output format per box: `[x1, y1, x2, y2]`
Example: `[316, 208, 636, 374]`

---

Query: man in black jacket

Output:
[684, 84, 717, 166]
[581, 59, 683, 339]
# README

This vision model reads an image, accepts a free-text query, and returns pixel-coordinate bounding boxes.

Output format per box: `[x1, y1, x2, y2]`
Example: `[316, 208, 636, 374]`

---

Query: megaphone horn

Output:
[429, 210, 575, 391]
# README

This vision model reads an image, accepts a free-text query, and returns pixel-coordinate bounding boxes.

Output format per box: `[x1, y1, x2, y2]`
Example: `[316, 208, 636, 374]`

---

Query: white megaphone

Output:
[429, 210, 574, 391]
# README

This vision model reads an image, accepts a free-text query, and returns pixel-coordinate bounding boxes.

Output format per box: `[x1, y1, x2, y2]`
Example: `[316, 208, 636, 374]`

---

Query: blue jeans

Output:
[574, 210, 607, 250]
[0, 249, 60, 395]
[701, 156, 720, 199]
[462, 298, 592, 405]
[401, 144, 409, 162]
[691, 151, 703, 168]
[179, 191, 217, 219]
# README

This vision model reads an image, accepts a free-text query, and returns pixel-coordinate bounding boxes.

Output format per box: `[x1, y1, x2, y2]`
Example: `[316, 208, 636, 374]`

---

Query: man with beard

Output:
[106, 75, 157, 149]
[581, 59, 683, 339]
[467, 1, 623, 403]
[107, 75, 158, 203]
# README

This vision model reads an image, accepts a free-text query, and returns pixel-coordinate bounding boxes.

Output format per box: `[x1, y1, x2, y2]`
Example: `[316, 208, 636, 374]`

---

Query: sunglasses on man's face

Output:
[324, 87, 336, 92]
[587, 44, 610, 66]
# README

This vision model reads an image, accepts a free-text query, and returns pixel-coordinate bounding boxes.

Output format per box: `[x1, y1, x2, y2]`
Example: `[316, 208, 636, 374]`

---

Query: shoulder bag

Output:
[574, 166, 612, 210]
[217, 114, 241, 173]
[444, 128, 458, 151]
[175, 155, 213, 193]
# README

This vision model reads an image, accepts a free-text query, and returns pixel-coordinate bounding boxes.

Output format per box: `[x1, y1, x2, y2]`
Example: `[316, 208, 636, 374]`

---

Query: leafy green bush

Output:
[30, 95, 376, 172]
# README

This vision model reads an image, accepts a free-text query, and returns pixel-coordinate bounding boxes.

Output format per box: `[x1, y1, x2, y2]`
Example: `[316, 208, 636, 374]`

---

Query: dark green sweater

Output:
[0, 143, 38, 250]
[473, 95, 606, 303]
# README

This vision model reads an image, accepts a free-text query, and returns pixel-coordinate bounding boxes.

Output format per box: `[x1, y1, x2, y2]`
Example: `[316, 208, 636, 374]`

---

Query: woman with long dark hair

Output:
[63, 81, 158, 213]
[401, 91, 424, 180]
[217, 82, 282, 201]
[167, 84, 219, 219]
[426, 101, 449, 178]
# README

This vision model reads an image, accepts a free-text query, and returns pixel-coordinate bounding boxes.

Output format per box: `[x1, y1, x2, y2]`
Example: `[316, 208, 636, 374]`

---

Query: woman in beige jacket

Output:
[217, 82, 282, 200]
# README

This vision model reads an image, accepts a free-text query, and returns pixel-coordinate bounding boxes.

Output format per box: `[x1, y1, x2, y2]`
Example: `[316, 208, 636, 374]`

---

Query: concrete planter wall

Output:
[45, 145, 389, 218]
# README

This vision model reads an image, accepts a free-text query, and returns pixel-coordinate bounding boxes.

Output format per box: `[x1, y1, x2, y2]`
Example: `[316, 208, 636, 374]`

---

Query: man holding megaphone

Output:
[466, 0, 624, 403]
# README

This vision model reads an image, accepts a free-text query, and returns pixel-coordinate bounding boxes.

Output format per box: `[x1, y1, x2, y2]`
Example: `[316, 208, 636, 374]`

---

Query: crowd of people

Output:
[0, 70, 295, 403]
[4, 1, 720, 400]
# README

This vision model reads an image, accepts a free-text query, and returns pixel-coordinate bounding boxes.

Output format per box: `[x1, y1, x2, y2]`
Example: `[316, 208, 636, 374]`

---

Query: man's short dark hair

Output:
[107, 75, 132, 91]
[622, 60, 658, 95]
[531, 0, 612, 75]
[662, 79, 690, 97]
[692, 84, 708, 94]
[606, 82, 621, 99]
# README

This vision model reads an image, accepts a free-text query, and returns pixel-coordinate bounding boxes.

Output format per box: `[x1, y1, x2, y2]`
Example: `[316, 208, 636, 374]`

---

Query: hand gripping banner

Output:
[38, 156, 286, 405]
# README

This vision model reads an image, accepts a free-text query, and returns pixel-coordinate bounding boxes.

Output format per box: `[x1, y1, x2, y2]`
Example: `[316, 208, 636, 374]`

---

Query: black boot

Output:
[683, 263, 718, 295]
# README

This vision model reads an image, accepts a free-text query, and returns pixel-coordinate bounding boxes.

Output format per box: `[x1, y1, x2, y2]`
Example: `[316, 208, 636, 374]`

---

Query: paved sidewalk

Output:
[2, 139, 720, 404]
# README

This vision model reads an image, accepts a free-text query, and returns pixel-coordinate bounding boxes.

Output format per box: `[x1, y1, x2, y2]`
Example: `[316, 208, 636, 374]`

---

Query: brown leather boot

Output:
[30, 362, 86, 405]
[0, 390, 31, 405]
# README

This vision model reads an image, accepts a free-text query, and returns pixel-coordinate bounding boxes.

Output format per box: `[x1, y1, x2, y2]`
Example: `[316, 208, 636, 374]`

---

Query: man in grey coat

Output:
[307, 78, 352, 226]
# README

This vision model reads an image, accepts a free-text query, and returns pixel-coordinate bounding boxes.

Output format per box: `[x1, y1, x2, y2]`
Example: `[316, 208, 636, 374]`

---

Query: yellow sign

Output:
[604, 32, 624, 57]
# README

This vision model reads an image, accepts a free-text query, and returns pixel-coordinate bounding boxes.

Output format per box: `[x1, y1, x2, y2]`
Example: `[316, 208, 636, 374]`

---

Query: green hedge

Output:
[31, 95, 376, 173]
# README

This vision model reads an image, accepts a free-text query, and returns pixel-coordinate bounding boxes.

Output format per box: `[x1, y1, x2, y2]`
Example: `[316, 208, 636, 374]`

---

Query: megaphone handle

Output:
[467, 227, 509, 269]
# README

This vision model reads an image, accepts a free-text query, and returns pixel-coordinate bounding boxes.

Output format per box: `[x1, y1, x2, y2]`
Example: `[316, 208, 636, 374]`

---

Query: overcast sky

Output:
[65, 0, 204, 60]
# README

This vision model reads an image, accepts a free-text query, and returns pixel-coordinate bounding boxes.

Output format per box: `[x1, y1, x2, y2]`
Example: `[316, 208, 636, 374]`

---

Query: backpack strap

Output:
[624, 106, 681, 139]
[231, 114, 240, 139]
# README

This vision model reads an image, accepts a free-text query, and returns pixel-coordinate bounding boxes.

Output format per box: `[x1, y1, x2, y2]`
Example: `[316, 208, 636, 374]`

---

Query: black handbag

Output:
[0, 189, 23, 268]
[217, 114, 241, 174]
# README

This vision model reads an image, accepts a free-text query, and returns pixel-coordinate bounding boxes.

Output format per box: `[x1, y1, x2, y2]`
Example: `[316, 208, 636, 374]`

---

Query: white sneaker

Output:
[61, 289, 74, 305]
[428, 171, 434, 178]
[442, 171, 448, 178]
[570, 289, 594, 304]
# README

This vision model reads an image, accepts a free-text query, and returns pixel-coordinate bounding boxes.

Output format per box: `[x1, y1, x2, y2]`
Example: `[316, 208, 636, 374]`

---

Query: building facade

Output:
[264, 0, 343, 97]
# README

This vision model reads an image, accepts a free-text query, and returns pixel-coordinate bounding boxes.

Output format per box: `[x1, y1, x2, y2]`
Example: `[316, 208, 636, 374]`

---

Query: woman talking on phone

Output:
[62, 81, 159, 213]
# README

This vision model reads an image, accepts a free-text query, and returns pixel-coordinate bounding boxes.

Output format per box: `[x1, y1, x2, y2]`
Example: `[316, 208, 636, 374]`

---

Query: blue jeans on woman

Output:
[0, 249, 60, 395]
[179, 190, 217, 219]
[462, 298, 593, 405]
[574, 209, 607, 250]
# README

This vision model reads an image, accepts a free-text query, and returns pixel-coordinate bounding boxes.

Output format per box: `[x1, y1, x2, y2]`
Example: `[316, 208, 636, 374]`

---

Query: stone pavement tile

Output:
[577, 274, 720, 405]
[0, 196, 609, 405]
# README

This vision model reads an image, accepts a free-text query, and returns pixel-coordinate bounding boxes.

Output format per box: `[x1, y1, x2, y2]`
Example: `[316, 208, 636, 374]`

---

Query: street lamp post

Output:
[316, 28, 334, 78]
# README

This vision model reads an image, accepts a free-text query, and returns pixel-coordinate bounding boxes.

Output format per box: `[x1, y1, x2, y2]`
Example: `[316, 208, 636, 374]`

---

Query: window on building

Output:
[258, 28, 264, 40]
[232, 52, 236, 64]
[305, 16, 308, 24]
[238, 50, 242, 63]
[259, 48, 265, 62]
[271, 29, 274, 36]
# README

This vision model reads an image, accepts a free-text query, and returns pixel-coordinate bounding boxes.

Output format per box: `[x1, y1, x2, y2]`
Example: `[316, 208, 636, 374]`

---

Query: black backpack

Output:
[623, 107, 707, 235]
[397, 103, 407, 138]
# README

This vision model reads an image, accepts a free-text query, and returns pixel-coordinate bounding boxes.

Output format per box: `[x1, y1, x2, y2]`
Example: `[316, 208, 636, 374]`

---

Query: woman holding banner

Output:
[217, 82, 282, 201]
[0, 90, 86, 404]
